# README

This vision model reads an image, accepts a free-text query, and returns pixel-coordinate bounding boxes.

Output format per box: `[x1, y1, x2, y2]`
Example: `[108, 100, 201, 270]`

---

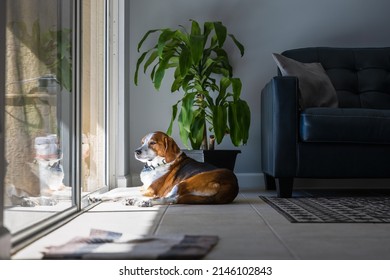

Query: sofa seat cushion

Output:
[300, 108, 390, 144]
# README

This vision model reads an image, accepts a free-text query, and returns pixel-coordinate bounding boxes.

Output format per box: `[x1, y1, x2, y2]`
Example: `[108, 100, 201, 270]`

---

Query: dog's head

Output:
[135, 131, 181, 163]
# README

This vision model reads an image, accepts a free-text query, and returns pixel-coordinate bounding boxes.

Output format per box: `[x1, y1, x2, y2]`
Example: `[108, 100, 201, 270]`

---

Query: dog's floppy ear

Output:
[164, 135, 181, 163]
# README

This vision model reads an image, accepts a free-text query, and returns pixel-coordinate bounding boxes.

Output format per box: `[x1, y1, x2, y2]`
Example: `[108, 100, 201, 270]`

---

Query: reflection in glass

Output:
[3, 0, 107, 237]
[4, 0, 73, 234]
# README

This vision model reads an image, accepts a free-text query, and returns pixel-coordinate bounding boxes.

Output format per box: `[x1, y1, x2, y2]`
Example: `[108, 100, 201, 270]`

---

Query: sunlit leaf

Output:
[167, 102, 179, 136]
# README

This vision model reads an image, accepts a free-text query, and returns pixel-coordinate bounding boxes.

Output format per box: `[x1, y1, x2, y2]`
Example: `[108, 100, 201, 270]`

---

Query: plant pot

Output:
[38, 74, 59, 94]
[182, 149, 241, 171]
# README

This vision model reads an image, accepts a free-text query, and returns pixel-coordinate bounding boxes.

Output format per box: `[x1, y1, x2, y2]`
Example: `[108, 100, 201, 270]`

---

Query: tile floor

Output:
[12, 187, 390, 260]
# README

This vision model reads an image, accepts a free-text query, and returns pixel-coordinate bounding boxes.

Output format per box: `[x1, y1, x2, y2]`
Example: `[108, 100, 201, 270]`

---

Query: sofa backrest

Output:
[282, 47, 390, 109]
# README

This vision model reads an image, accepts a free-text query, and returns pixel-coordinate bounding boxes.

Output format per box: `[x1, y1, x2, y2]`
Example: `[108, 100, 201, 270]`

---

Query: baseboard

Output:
[131, 174, 143, 187]
[0, 226, 11, 259]
[116, 174, 132, 188]
[236, 173, 265, 190]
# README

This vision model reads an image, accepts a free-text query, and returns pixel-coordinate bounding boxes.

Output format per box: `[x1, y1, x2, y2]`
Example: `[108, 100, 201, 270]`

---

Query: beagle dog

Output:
[131, 131, 239, 207]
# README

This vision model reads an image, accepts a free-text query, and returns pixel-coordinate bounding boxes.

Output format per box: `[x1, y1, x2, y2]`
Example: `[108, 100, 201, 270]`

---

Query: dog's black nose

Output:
[135, 149, 142, 156]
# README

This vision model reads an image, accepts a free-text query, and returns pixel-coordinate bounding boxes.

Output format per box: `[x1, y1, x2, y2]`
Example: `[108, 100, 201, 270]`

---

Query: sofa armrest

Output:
[261, 76, 299, 177]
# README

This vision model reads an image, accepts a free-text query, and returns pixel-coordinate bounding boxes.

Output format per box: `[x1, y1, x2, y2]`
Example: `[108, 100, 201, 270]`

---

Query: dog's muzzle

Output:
[134, 148, 149, 161]
[135, 149, 142, 157]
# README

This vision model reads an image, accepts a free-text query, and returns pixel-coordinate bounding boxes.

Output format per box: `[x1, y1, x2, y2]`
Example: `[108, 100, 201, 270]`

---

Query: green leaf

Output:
[190, 34, 204, 65]
[189, 109, 205, 149]
[237, 99, 251, 144]
[181, 74, 195, 92]
[167, 102, 179, 136]
[228, 102, 241, 146]
[212, 105, 228, 144]
[231, 78, 242, 101]
[137, 29, 160, 52]
[153, 50, 175, 89]
[154, 59, 168, 90]
[171, 76, 183, 92]
[143, 50, 158, 73]
[178, 117, 190, 148]
[228, 34, 245, 57]
[157, 29, 176, 57]
[203, 22, 214, 44]
[174, 30, 190, 45]
[178, 92, 196, 129]
[216, 77, 231, 105]
[213, 49, 233, 76]
[178, 92, 196, 148]
[134, 51, 148, 85]
[213, 22, 227, 47]
[203, 92, 215, 108]
[179, 45, 191, 77]
[190, 19, 201, 36]
[150, 64, 157, 81]
[209, 35, 218, 49]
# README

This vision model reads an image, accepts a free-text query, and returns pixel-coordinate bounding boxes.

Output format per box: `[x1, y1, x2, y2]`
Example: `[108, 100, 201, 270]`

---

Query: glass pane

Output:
[4, 0, 74, 234]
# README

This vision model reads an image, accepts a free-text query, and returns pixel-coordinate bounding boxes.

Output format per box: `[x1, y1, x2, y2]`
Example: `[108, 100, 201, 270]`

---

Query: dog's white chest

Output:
[140, 160, 170, 187]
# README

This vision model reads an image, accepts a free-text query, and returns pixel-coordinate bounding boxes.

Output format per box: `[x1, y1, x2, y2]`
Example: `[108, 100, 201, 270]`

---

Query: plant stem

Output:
[197, 93, 208, 150]
[201, 123, 208, 150]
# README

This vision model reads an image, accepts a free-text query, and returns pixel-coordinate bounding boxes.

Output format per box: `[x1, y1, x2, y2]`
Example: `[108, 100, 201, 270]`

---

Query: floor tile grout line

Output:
[150, 205, 170, 235]
[241, 192, 300, 260]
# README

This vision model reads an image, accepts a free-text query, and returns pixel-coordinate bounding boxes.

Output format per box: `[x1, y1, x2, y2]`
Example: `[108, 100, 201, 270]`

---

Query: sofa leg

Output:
[275, 178, 294, 198]
[264, 174, 276, 190]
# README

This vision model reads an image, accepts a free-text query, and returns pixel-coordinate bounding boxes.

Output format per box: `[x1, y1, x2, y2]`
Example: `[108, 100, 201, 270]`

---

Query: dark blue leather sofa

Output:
[261, 47, 390, 197]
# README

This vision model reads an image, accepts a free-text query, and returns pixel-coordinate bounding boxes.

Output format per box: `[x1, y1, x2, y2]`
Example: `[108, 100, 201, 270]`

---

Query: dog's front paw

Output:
[88, 195, 102, 203]
[137, 199, 153, 207]
[38, 197, 58, 206]
[124, 197, 138, 206]
[124, 198, 153, 207]
[21, 197, 38, 207]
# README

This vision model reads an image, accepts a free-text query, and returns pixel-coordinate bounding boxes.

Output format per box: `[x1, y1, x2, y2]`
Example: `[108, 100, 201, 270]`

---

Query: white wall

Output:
[128, 0, 390, 187]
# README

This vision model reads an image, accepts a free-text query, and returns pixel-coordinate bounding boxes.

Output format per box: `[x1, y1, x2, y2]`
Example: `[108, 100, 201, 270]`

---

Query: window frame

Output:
[0, 0, 11, 260]
[107, 0, 131, 189]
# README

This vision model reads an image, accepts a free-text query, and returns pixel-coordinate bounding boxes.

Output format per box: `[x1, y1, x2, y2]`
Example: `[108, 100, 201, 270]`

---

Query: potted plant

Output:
[134, 20, 250, 169]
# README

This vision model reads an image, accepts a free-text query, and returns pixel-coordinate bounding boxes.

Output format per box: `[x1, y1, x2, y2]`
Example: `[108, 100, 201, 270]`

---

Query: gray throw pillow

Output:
[272, 53, 338, 109]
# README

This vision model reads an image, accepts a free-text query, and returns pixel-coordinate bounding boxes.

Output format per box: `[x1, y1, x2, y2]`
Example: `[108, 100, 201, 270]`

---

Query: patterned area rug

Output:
[260, 190, 390, 223]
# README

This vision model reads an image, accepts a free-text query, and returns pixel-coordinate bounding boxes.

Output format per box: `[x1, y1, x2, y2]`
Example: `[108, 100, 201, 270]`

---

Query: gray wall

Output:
[129, 0, 390, 186]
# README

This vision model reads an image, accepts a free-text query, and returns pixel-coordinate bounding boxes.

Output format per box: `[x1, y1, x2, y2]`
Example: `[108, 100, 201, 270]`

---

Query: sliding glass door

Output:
[4, 0, 76, 236]
[2, 0, 108, 247]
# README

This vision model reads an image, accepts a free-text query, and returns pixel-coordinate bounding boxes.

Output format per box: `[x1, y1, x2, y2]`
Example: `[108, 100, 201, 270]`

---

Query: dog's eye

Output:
[149, 141, 156, 145]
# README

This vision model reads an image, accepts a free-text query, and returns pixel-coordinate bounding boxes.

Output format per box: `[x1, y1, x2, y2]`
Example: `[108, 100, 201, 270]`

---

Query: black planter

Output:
[183, 149, 241, 171]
